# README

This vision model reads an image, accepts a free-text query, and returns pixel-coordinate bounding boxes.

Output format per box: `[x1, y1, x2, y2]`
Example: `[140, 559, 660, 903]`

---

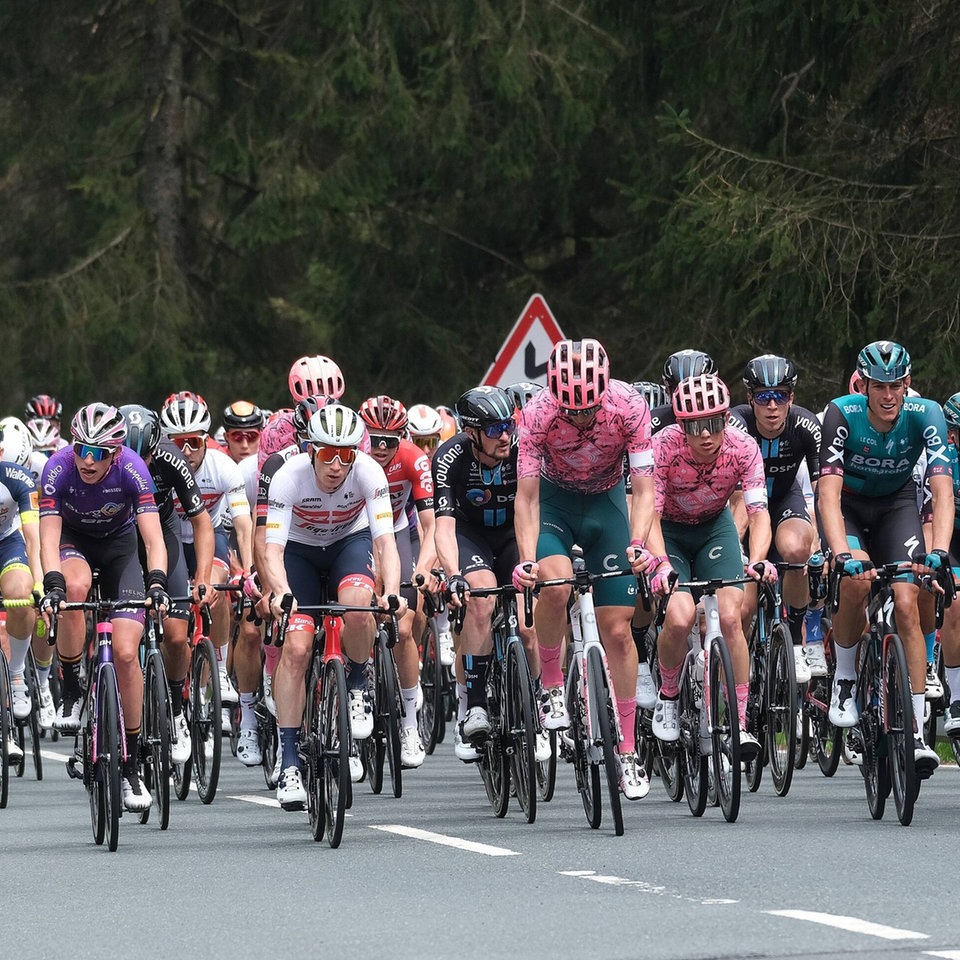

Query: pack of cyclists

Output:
[1, 334, 957, 827]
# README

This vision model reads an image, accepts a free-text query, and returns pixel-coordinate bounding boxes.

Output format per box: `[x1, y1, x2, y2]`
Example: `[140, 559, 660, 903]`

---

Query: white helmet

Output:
[159, 391, 212, 436]
[407, 403, 443, 437]
[0, 416, 33, 466]
[305, 403, 365, 448]
[25, 417, 61, 451]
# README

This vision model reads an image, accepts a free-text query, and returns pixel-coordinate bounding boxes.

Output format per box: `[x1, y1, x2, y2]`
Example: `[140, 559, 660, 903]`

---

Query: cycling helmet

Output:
[407, 404, 444, 437]
[287, 354, 345, 403]
[848, 371, 864, 394]
[856, 340, 911, 382]
[25, 394, 62, 421]
[258, 410, 298, 469]
[631, 381, 669, 409]
[504, 381, 544, 411]
[943, 394, 960, 430]
[439, 409, 459, 441]
[71, 402, 128, 448]
[743, 355, 798, 391]
[547, 339, 609, 410]
[159, 391, 211, 436]
[456, 386, 515, 428]
[25, 417, 61, 451]
[292, 394, 336, 437]
[663, 349, 716, 394]
[672, 374, 730, 420]
[359, 395, 408, 432]
[222, 400, 265, 431]
[0, 417, 33, 466]
[119, 404, 161, 458]
[305, 403, 365, 448]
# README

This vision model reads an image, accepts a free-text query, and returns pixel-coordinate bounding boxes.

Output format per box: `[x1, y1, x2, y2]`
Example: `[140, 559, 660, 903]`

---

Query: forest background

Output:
[2, 1, 959, 419]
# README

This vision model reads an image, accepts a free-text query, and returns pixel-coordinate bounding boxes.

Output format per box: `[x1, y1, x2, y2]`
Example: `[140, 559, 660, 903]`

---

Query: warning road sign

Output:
[481, 294, 566, 388]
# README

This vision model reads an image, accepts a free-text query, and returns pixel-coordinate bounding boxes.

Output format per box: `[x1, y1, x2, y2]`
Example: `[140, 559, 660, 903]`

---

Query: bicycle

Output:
[449, 582, 540, 823]
[138, 611, 172, 830]
[364, 607, 404, 799]
[408, 574, 446, 755]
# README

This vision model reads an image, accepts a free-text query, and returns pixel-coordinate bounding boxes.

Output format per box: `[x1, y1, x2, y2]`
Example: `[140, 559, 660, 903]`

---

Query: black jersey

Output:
[150, 441, 205, 522]
[650, 404, 675, 435]
[433, 432, 517, 529]
[728, 404, 821, 501]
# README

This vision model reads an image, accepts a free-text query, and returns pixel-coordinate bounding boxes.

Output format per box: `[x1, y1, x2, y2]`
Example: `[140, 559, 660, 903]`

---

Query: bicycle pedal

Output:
[66, 755, 83, 780]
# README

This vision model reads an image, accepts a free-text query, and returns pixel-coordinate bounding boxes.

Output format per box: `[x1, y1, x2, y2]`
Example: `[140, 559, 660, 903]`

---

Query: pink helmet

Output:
[546, 339, 609, 409]
[288, 355, 344, 403]
[848, 370, 864, 394]
[258, 409, 298, 470]
[71, 402, 128, 448]
[672, 374, 730, 420]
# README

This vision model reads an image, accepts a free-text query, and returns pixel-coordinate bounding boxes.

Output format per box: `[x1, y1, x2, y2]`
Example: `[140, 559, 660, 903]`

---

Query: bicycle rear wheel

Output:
[566, 657, 601, 828]
[708, 635, 741, 823]
[141, 652, 171, 829]
[0, 652, 11, 807]
[795, 696, 810, 770]
[680, 667, 708, 817]
[884, 634, 917, 826]
[744, 633, 765, 794]
[304, 652, 325, 842]
[379, 634, 403, 799]
[506, 641, 537, 823]
[766, 624, 798, 797]
[858, 651, 889, 820]
[418, 619, 444, 754]
[588, 646, 623, 836]
[322, 657, 350, 848]
[809, 676, 842, 777]
[536, 729, 557, 802]
[191, 639, 221, 804]
[25, 652, 43, 780]
[173, 675, 192, 801]
[94, 664, 122, 851]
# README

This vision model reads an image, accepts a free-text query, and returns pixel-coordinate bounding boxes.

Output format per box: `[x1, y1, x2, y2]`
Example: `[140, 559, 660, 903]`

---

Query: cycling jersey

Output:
[650, 403, 675, 435]
[728, 403, 821, 501]
[434, 432, 518, 529]
[820, 393, 951, 496]
[379, 438, 433, 532]
[148, 440, 205, 523]
[0, 461, 38, 540]
[654, 425, 767, 524]
[172, 446, 250, 542]
[265, 450, 394, 547]
[518, 379, 653, 494]
[40, 446, 157, 537]
[255, 445, 300, 529]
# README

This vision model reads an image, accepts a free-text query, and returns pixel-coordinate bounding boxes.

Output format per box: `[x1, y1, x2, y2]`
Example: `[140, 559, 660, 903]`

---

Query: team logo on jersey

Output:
[466, 487, 492, 505]
[100, 502, 123, 517]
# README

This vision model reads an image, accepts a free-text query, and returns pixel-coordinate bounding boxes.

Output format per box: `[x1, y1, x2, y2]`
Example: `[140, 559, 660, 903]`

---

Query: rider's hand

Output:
[650, 560, 676, 596]
[146, 583, 170, 614]
[193, 580, 219, 609]
[445, 574, 469, 608]
[512, 561, 538, 592]
[40, 587, 66, 618]
[747, 560, 778, 583]
[627, 545, 656, 575]
[269, 592, 296, 620]
[380, 593, 408, 617]
[835, 552, 868, 579]
[923, 549, 949, 572]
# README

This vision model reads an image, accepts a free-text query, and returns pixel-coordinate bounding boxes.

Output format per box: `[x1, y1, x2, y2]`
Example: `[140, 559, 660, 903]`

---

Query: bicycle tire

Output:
[587, 646, 623, 836]
[191, 638, 222, 804]
[709, 635, 741, 823]
[142, 652, 171, 829]
[363, 651, 386, 794]
[258, 701, 278, 790]
[766, 624, 798, 797]
[884, 634, 917, 826]
[304, 652, 325, 841]
[858, 646, 889, 820]
[506, 641, 537, 824]
[418, 619, 444, 754]
[680, 665, 708, 817]
[96, 664, 122, 851]
[25, 652, 43, 780]
[536, 729, 557, 802]
[809, 676, 842, 777]
[379, 633, 403, 799]
[744, 628, 765, 794]
[228, 702, 240, 758]
[0, 652, 11, 808]
[322, 657, 350, 848]
[651, 655, 682, 802]
[566, 656, 601, 828]
[173, 675, 192, 802]
[795, 697, 810, 770]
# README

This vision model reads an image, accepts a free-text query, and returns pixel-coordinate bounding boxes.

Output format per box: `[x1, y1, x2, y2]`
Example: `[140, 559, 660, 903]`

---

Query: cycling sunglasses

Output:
[369, 434, 401, 450]
[171, 434, 207, 452]
[73, 442, 113, 462]
[562, 404, 601, 418]
[752, 389, 791, 406]
[681, 415, 727, 436]
[481, 419, 516, 439]
[313, 444, 357, 465]
[412, 435, 439, 452]
[226, 430, 260, 443]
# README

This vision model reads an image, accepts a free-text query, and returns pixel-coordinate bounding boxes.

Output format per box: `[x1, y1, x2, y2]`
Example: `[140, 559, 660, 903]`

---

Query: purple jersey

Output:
[39, 446, 158, 538]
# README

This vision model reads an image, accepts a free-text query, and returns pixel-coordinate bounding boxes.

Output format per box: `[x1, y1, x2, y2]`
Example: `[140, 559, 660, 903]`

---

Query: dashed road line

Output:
[370, 824, 519, 856]
[767, 909, 929, 940]
[559, 870, 737, 905]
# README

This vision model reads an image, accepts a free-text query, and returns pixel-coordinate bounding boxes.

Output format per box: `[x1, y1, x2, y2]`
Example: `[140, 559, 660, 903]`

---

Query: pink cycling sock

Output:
[658, 661, 681, 698]
[736, 682, 750, 729]
[263, 643, 281, 675]
[618, 697, 636, 753]
[539, 642, 564, 688]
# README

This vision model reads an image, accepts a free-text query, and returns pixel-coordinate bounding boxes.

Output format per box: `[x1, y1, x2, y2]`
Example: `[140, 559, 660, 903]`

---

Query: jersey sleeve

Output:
[431, 438, 458, 520]
[221, 457, 251, 519]
[739, 436, 769, 514]
[158, 446, 205, 518]
[920, 401, 952, 477]
[264, 461, 295, 546]
[361, 461, 397, 539]
[0, 463, 39, 523]
[818, 401, 848, 479]
[622, 390, 654, 478]
[517, 397, 548, 480]
[121, 451, 159, 516]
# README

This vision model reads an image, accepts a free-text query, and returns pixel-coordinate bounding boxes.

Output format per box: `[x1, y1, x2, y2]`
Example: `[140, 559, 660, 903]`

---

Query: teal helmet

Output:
[943, 393, 960, 430]
[856, 340, 911, 382]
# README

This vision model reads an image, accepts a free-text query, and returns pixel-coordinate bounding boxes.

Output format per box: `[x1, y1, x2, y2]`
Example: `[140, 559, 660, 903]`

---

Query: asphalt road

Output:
[5, 734, 960, 960]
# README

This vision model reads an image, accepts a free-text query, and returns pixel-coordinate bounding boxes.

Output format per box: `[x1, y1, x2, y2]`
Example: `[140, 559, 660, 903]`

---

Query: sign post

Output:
[481, 294, 566, 388]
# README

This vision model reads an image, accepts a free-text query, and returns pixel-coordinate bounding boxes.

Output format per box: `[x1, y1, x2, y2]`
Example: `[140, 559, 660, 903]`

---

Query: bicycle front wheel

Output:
[304, 652, 325, 842]
[25, 652, 43, 780]
[0, 652, 11, 807]
[322, 657, 350, 848]
[566, 657, 600, 828]
[191, 638, 221, 804]
[884, 634, 917, 826]
[744, 634, 765, 794]
[858, 649, 889, 820]
[680, 665, 708, 817]
[142, 652, 171, 829]
[506, 641, 537, 824]
[588, 646, 623, 836]
[766, 624, 798, 797]
[94, 664, 122, 852]
[418, 619, 444, 754]
[708, 635, 741, 823]
[378, 635, 403, 799]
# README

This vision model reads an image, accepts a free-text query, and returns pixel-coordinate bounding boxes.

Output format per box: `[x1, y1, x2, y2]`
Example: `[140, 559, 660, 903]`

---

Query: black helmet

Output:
[663, 349, 715, 394]
[504, 381, 544, 411]
[292, 395, 336, 437]
[119, 404, 161, 458]
[222, 400, 265, 431]
[25, 393, 62, 421]
[631, 381, 669, 409]
[455, 386, 515, 428]
[742, 355, 798, 392]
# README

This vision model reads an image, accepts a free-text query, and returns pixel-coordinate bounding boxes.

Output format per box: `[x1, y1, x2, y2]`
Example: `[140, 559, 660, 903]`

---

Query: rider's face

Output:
[865, 378, 907, 425]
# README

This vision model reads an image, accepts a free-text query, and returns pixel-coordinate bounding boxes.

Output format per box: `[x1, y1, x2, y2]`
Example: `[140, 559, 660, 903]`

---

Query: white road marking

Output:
[370, 824, 519, 856]
[229, 794, 281, 808]
[559, 870, 737, 904]
[924, 951, 960, 959]
[768, 910, 929, 940]
[40, 750, 70, 763]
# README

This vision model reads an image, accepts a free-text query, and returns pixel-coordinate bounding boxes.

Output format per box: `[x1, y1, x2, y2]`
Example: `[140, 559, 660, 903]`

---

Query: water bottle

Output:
[807, 552, 826, 602]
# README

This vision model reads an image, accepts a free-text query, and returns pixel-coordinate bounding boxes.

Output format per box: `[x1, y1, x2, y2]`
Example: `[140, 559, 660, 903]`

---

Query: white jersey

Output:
[239, 452, 259, 518]
[265, 450, 394, 547]
[27, 451, 49, 482]
[174, 446, 250, 542]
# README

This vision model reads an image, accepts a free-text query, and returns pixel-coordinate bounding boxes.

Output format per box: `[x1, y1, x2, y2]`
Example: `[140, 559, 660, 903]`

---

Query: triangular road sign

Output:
[482, 294, 566, 387]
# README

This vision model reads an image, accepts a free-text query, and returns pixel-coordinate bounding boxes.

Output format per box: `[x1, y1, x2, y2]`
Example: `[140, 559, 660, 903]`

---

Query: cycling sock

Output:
[736, 683, 750, 730]
[123, 729, 140, 778]
[786, 607, 806, 645]
[925, 630, 937, 664]
[912, 694, 925, 737]
[347, 658, 367, 689]
[60, 653, 83, 697]
[631, 624, 649, 661]
[263, 642, 281, 674]
[169, 678, 185, 716]
[463, 655, 491, 709]
[401, 686, 418, 729]
[35, 655, 52, 687]
[239, 692, 257, 730]
[804, 606, 824, 643]
[617, 697, 636, 753]
[215, 643, 227, 666]
[834, 642, 859, 681]
[539, 641, 564, 688]
[279, 726, 300, 769]
[7, 634, 30, 674]
[456, 682, 467, 722]
[945, 666, 960, 702]
[658, 660, 681, 698]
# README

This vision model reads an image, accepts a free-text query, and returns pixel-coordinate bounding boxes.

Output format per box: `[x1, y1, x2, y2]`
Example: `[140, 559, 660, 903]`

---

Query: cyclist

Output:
[643, 374, 775, 760]
[260, 403, 408, 809]
[728, 355, 822, 682]
[434, 386, 543, 763]
[504, 382, 544, 418]
[288, 354, 345, 405]
[938, 392, 960, 734]
[39, 402, 168, 812]
[25, 394, 62, 431]
[222, 400, 265, 465]
[651, 349, 716, 434]
[513, 338, 668, 800]
[120, 404, 216, 765]
[818, 340, 951, 776]
[358, 394, 437, 769]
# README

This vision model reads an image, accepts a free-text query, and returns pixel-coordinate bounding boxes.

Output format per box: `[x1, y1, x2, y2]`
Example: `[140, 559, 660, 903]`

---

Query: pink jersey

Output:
[517, 379, 653, 494]
[654, 424, 767, 524]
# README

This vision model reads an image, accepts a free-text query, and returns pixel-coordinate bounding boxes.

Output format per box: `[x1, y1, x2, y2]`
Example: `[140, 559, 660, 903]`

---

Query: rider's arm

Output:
[232, 512, 254, 572]
[412, 506, 437, 579]
[21, 517, 42, 587]
[817, 473, 849, 557]
[745, 507, 773, 568]
[188, 508, 216, 601]
[929, 473, 954, 554]
[514, 475, 540, 563]
[373, 530, 402, 597]
[39, 513, 63, 577]
[136, 510, 168, 579]
[629, 474, 666, 555]
[434, 514, 460, 577]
